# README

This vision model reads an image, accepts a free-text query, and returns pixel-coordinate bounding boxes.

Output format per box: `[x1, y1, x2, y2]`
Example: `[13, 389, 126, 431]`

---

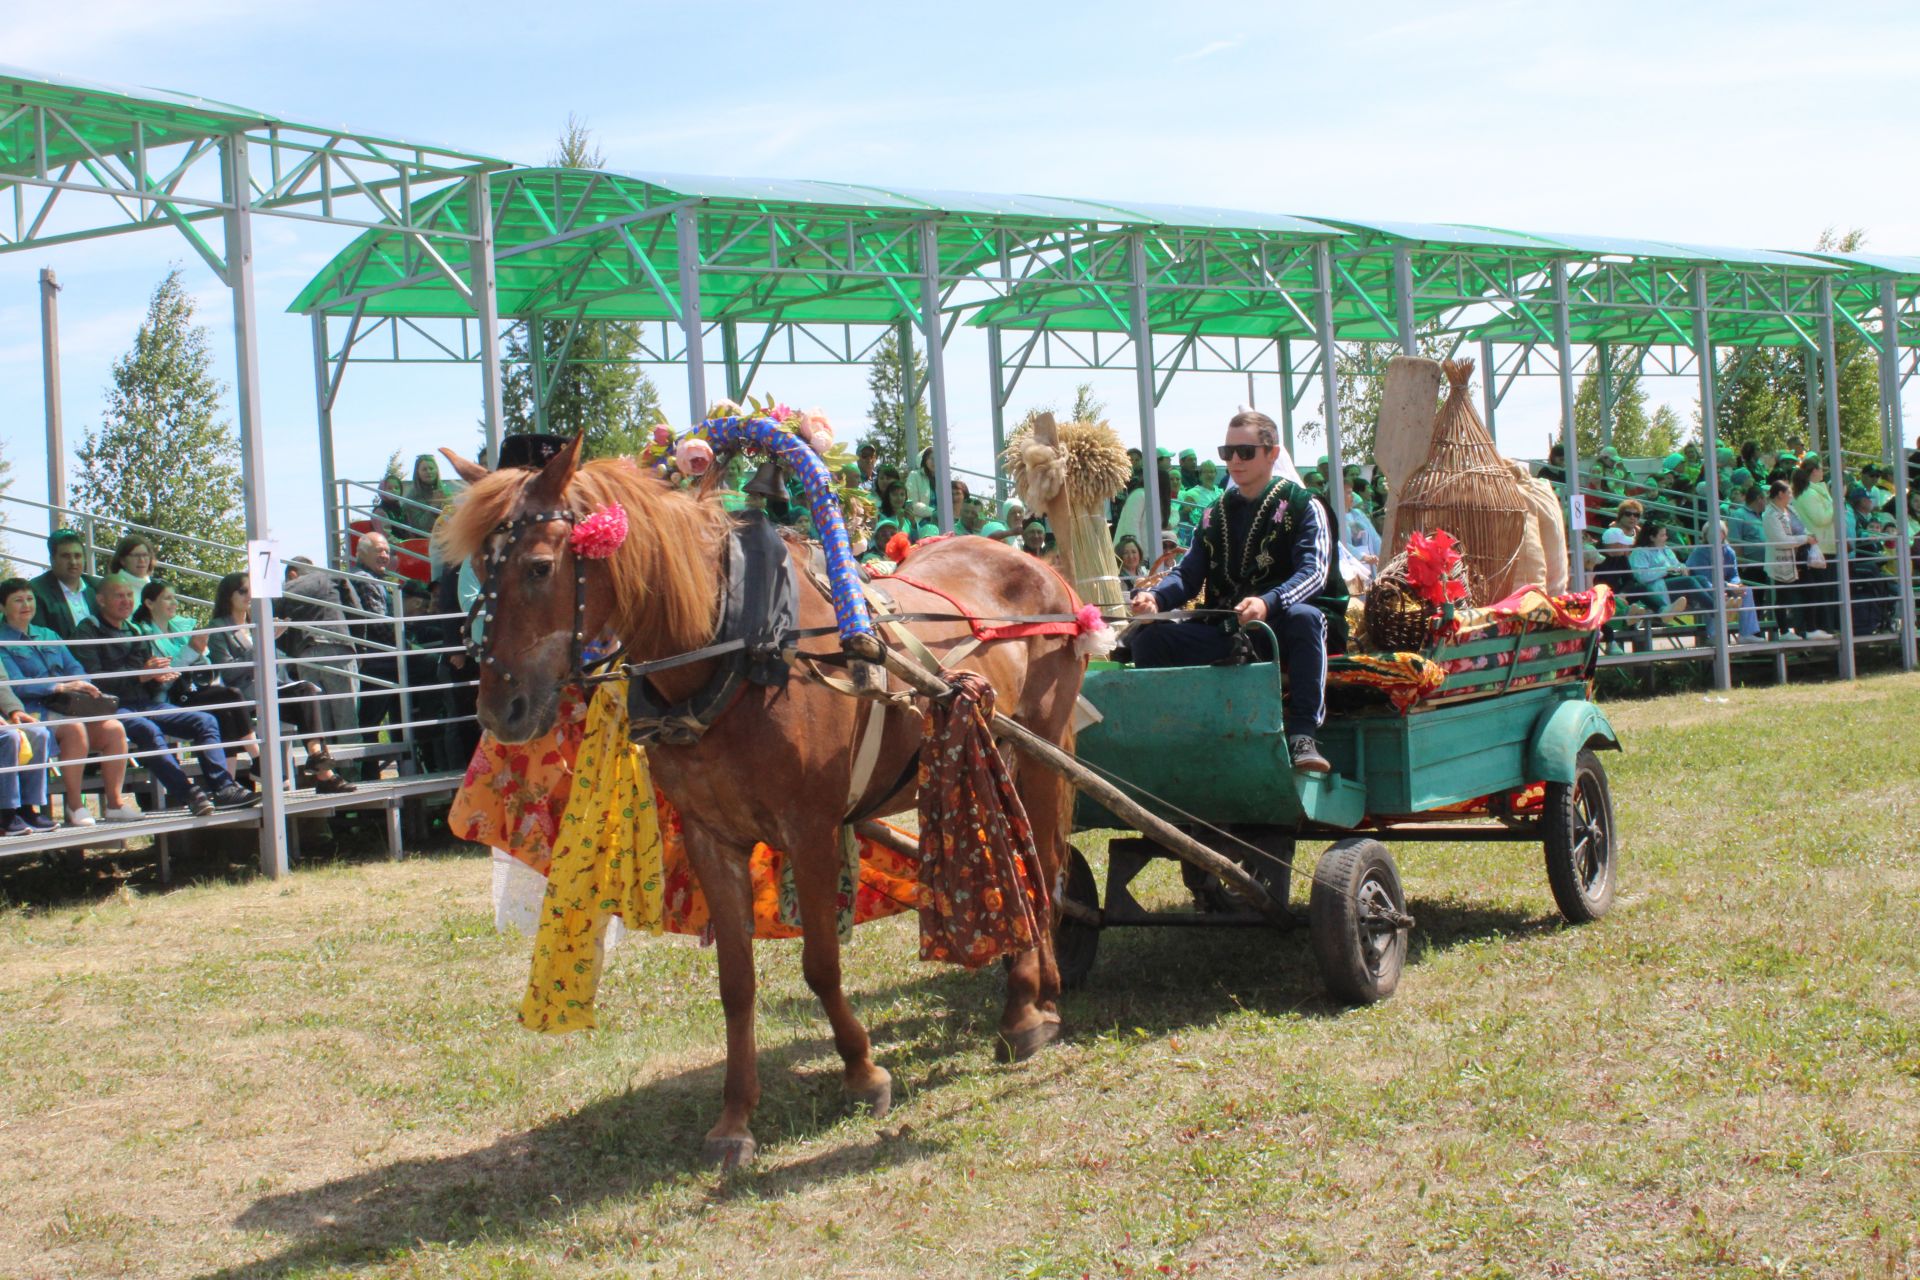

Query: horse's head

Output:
[437, 438, 732, 745]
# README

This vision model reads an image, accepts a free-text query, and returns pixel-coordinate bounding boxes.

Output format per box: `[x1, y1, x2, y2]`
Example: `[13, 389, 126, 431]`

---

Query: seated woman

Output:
[0, 577, 137, 824]
[1115, 535, 1146, 592]
[1628, 521, 1713, 625]
[205, 573, 354, 794]
[107, 534, 157, 595]
[0, 679, 59, 835]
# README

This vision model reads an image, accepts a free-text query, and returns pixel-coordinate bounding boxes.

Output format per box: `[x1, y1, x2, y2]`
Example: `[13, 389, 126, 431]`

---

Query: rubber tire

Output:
[1309, 838, 1408, 1005]
[1053, 848, 1101, 990]
[1543, 748, 1617, 924]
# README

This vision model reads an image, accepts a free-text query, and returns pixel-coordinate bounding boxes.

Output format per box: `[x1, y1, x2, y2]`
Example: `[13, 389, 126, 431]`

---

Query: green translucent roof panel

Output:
[0, 64, 507, 171]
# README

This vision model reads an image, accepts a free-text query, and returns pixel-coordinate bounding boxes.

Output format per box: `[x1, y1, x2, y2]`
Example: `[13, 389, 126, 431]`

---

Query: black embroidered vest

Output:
[1197, 479, 1349, 648]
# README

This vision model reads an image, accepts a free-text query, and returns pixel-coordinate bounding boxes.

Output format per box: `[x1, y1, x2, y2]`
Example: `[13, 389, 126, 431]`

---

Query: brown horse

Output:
[438, 439, 1084, 1167]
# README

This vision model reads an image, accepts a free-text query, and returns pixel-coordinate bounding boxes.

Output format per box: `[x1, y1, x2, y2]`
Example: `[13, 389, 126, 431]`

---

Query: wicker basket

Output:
[1390, 358, 1526, 607]
[1363, 551, 1472, 653]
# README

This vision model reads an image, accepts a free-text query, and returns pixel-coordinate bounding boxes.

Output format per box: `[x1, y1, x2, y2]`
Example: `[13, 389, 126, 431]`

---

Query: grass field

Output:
[2, 674, 1917, 1279]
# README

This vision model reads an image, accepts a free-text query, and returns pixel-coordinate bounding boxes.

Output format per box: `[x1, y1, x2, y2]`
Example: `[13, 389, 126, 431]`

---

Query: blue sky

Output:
[4, 0, 1917, 560]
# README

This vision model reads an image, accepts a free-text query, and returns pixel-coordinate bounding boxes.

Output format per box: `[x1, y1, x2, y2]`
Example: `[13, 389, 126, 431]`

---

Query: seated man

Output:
[1128, 410, 1346, 773]
[29, 528, 99, 641]
[73, 573, 255, 817]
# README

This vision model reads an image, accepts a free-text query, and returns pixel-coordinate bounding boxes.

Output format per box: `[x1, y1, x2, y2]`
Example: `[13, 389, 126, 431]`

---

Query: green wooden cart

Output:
[1061, 623, 1622, 1002]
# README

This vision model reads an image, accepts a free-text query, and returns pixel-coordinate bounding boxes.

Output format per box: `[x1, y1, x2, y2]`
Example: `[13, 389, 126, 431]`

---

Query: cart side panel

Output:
[1360, 684, 1575, 814]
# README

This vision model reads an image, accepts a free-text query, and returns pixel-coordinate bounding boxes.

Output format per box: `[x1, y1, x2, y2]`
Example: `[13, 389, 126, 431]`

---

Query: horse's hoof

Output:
[701, 1135, 757, 1170]
[995, 1017, 1062, 1063]
[848, 1078, 892, 1120]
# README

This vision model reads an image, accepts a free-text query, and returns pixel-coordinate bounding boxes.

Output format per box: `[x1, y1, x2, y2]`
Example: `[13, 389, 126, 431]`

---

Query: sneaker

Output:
[1, 812, 29, 837]
[186, 788, 216, 818]
[210, 783, 260, 810]
[18, 809, 56, 833]
[102, 800, 145, 824]
[63, 807, 97, 828]
[1806, 629, 1834, 640]
[1288, 735, 1332, 774]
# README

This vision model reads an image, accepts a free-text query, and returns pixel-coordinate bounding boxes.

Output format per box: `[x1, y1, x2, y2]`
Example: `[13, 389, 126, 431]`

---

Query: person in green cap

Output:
[1175, 458, 1225, 544]
[1177, 448, 1201, 490]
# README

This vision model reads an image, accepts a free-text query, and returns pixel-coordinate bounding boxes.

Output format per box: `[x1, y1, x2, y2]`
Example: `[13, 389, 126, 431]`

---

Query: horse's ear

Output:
[439, 447, 488, 485]
[527, 435, 585, 507]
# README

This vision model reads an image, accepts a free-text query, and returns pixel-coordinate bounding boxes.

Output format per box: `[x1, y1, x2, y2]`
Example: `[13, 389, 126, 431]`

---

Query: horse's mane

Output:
[438, 457, 735, 657]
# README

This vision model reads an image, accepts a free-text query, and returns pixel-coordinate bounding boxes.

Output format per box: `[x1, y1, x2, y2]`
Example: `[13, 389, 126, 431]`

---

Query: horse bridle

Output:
[466, 507, 591, 687]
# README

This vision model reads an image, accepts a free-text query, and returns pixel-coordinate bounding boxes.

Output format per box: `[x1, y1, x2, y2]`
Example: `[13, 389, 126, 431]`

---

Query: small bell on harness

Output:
[744, 460, 785, 499]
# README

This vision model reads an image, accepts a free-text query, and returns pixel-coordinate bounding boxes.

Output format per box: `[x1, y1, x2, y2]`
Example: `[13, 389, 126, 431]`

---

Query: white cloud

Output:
[1174, 35, 1245, 64]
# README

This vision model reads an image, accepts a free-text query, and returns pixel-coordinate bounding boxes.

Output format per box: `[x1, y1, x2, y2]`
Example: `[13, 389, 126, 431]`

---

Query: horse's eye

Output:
[527, 558, 555, 582]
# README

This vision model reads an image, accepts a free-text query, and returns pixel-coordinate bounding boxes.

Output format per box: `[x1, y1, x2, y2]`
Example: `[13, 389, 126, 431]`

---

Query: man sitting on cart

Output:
[1127, 410, 1347, 774]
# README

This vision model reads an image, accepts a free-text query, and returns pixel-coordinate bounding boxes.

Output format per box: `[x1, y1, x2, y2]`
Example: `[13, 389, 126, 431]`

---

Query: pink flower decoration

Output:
[651, 423, 673, 446]
[674, 438, 714, 476]
[569, 504, 628, 559]
[1075, 602, 1106, 634]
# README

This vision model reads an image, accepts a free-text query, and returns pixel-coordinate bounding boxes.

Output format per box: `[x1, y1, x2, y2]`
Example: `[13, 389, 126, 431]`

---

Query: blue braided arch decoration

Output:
[696, 415, 874, 646]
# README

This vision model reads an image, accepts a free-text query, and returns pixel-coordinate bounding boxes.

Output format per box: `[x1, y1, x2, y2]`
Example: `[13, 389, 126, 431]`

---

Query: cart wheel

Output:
[1054, 848, 1101, 990]
[1542, 749, 1617, 923]
[1309, 838, 1410, 1005]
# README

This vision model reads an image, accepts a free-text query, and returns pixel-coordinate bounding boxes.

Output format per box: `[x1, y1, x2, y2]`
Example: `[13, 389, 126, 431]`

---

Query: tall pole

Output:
[1552, 261, 1587, 590]
[222, 134, 291, 880]
[918, 220, 955, 533]
[1881, 279, 1916, 670]
[722, 320, 745, 402]
[1315, 242, 1345, 523]
[1597, 339, 1615, 449]
[471, 173, 504, 461]
[1818, 279, 1855, 678]
[1392, 245, 1417, 356]
[896, 319, 922, 469]
[675, 209, 707, 424]
[1129, 232, 1164, 553]
[986, 324, 1008, 504]
[39, 268, 66, 511]
[1691, 270, 1731, 690]
[310, 314, 342, 566]
[1278, 339, 1296, 455]
[527, 318, 548, 434]
[1479, 336, 1498, 443]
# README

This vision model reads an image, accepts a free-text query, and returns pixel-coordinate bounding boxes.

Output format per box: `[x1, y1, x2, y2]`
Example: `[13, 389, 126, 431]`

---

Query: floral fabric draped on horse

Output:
[450, 682, 923, 1033]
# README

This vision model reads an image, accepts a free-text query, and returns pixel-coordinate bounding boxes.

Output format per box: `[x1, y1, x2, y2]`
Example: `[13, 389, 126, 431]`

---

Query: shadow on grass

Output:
[208, 890, 1550, 1278]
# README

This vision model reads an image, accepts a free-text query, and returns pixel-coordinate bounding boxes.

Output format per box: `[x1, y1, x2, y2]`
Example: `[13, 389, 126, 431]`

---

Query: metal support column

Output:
[1881, 279, 1916, 669]
[1277, 339, 1296, 455]
[1129, 232, 1164, 552]
[1392, 246, 1417, 356]
[1691, 270, 1731, 690]
[721, 320, 745, 402]
[1597, 340, 1614, 449]
[221, 134, 290, 879]
[527, 318, 548, 434]
[1314, 242, 1345, 522]
[896, 320, 922, 469]
[310, 314, 342, 565]
[986, 324, 1009, 503]
[918, 220, 955, 533]
[1551, 262, 1587, 590]
[39, 268, 65, 509]
[1480, 337, 1497, 442]
[472, 173, 504, 460]
[675, 209, 707, 423]
[1818, 279, 1855, 678]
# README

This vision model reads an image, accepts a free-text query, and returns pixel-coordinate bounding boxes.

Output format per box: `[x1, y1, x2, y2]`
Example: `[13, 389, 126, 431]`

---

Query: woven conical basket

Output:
[1389, 359, 1526, 607]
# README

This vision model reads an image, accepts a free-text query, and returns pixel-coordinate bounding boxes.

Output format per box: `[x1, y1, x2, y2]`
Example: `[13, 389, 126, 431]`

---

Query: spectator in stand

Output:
[855, 443, 879, 491]
[905, 447, 939, 511]
[73, 574, 253, 817]
[343, 531, 431, 778]
[1844, 485, 1896, 634]
[1763, 479, 1825, 639]
[0, 577, 135, 824]
[107, 535, 156, 592]
[29, 529, 99, 640]
[373, 471, 411, 536]
[1343, 489, 1382, 563]
[1116, 536, 1146, 591]
[406, 454, 451, 518]
[131, 581, 207, 672]
[958, 497, 990, 536]
[205, 573, 354, 795]
[877, 481, 911, 528]
[0, 678, 58, 836]
[1790, 460, 1838, 634]
[1683, 520, 1762, 644]
[1537, 443, 1567, 486]
[1176, 448, 1201, 491]
[1628, 521, 1711, 626]
[1020, 517, 1052, 559]
[1176, 460, 1225, 544]
[1597, 499, 1644, 613]
[1727, 485, 1769, 597]
[278, 557, 359, 748]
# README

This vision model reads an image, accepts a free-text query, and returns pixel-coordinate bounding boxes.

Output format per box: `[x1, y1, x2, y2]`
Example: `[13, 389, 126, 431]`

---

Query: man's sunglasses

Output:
[1216, 444, 1268, 462]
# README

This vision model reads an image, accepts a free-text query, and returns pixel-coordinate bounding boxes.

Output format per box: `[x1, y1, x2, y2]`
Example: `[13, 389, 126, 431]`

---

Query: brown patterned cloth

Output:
[914, 671, 1052, 968]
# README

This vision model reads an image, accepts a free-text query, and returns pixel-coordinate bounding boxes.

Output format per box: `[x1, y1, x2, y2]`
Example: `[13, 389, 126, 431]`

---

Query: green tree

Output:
[1571, 348, 1681, 458]
[860, 327, 927, 472]
[1645, 405, 1685, 458]
[73, 268, 244, 588]
[1299, 330, 1452, 466]
[497, 117, 664, 458]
